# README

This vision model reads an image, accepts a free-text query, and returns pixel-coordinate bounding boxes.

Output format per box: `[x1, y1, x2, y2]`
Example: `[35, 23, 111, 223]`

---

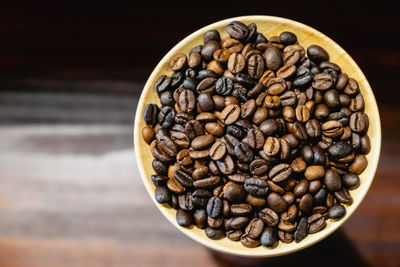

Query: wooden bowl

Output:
[133, 15, 381, 257]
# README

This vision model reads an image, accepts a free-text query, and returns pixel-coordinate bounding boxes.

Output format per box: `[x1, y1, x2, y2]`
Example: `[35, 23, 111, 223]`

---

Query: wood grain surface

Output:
[0, 90, 399, 266]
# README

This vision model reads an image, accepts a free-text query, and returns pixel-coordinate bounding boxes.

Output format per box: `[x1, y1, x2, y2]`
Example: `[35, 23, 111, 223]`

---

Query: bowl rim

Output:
[133, 15, 381, 257]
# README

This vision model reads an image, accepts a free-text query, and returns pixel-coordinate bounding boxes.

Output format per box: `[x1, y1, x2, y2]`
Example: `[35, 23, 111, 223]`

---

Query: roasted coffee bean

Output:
[221, 104, 241, 125]
[222, 37, 243, 53]
[344, 78, 360, 95]
[248, 54, 265, 79]
[192, 189, 212, 207]
[206, 122, 224, 136]
[328, 141, 352, 158]
[305, 165, 325, 181]
[307, 45, 329, 63]
[158, 106, 175, 129]
[241, 99, 257, 118]
[265, 46, 283, 71]
[241, 234, 261, 248]
[198, 93, 215, 112]
[208, 216, 224, 229]
[349, 154, 368, 174]
[204, 29, 220, 43]
[322, 120, 344, 138]
[264, 137, 280, 156]
[350, 112, 369, 133]
[205, 227, 225, 240]
[206, 196, 223, 218]
[201, 40, 220, 62]
[143, 104, 159, 126]
[228, 53, 246, 74]
[155, 186, 171, 204]
[229, 216, 249, 229]
[269, 163, 292, 183]
[185, 120, 203, 140]
[277, 64, 296, 79]
[231, 204, 252, 216]
[260, 227, 279, 248]
[159, 90, 174, 106]
[169, 53, 187, 71]
[193, 176, 221, 188]
[196, 77, 216, 94]
[259, 119, 278, 136]
[314, 103, 330, 120]
[249, 158, 269, 176]
[191, 134, 214, 150]
[291, 157, 306, 173]
[343, 173, 360, 189]
[328, 204, 346, 220]
[154, 75, 171, 94]
[176, 209, 193, 227]
[308, 213, 326, 234]
[227, 125, 244, 139]
[193, 209, 207, 229]
[227, 21, 249, 40]
[259, 208, 279, 226]
[293, 217, 308, 243]
[223, 182, 246, 203]
[328, 112, 349, 126]
[151, 174, 168, 186]
[267, 192, 287, 214]
[244, 178, 268, 197]
[142, 126, 155, 144]
[360, 135, 371, 154]
[210, 141, 227, 161]
[174, 170, 194, 188]
[178, 192, 194, 211]
[227, 230, 243, 241]
[291, 122, 308, 140]
[295, 104, 310, 122]
[293, 66, 313, 87]
[217, 154, 236, 175]
[312, 73, 333, 90]
[324, 89, 340, 108]
[243, 128, 264, 149]
[306, 119, 321, 138]
[334, 188, 353, 205]
[279, 31, 297, 45]
[235, 142, 254, 163]
[245, 218, 264, 239]
[324, 169, 342, 191]
[267, 77, 287, 95]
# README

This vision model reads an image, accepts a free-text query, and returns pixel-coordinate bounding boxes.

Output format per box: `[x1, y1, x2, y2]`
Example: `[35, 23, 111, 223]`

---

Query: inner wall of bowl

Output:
[134, 16, 381, 257]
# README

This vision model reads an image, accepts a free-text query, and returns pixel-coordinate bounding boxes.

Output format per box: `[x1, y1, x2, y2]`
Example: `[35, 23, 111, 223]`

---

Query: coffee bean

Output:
[277, 64, 296, 79]
[178, 192, 194, 211]
[176, 209, 192, 227]
[169, 53, 187, 71]
[206, 196, 223, 218]
[143, 104, 159, 126]
[154, 75, 171, 94]
[244, 178, 268, 197]
[227, 230, 243, 241]
[324, 169, 342, 191]
[155, 186, 171, 204]
[295, 104, 310, 122]
[241, 99, 257, 118]
[231, 203, 252, 216]
[226, 21, 249, 40]
[196, 77, 216, 94]
[328, 205, 346, 220]
[228, 53, 246, 74]
[259, 208, 279, 226]
[269, 163, 292, 183]
[304, 165, 325, 181]
[191, 189, 212, 207]
[350, 112, 369, 133]
[245, 218, 264, 239]
[293, 66, 313, 87]
[174, 170, 194, 188]
[193, 209, 207, 229]
[305, 119, 321, 138]
[334, 188, 353, 205]
[249, 158, 269, 176]
[307, 45, 329, 63]
[210, 141, 227, 161]
[343, 173, 360, 189]
[324, 89, 340, 108]
[205, 227, 225, 240]
[360, 135, 371, 154]
[193, 176, 221, 188]
[267, 192, 287, 214]
[248, 54, 265, 79]
[158, 106, 175, 129]
[312, 73, 333, 90]
[222, 37, 243, 53]
[307, 213, 326, 234]
[241, 234, 261, 248]
[349, 154, 368, 174]
[264, 137, 280, 156]
[243, 128, 264, 149]
[267, 77, 287, 95]
[260, 227, 279, 248]
[344, 78, 360, 95]
[259, 119, 278, 136]
[223, 182, 246, 203]
[191, 134, 214, 150]
[265, 46, 283, 71]
[198, 93, 215, 112]
[205, 122, 224, 136]
[201, 40, 220, 62]
[328, 141, 352, 158]
[322, 120, 344, 138]
[279, 31, 297, 45]
[230, 216, 249, 229]
[235, 142, 254, 163]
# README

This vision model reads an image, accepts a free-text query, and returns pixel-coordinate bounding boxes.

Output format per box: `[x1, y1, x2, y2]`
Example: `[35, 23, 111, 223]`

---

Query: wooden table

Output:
[0, 89, 399, 267]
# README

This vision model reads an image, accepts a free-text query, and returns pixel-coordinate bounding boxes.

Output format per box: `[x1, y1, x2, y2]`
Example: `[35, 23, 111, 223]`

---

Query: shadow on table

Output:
[208, 229, 367, 267]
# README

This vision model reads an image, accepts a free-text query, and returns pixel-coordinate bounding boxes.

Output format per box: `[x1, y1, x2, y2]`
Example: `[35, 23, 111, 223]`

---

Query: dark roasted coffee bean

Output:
[241, 99, 257, 118]
[208, 216, 224, 229]
[269, 163, 292, 183]
[227, 21, 249, 40]
[360, 135, 371, 154]
[229, 216, 248, 229]
[248, 54, 265, 79]
[328, 205, 346, 220]
[322, 120, 344, 138]
[235, 142, 254, 163]
[259, 119, 278, 136]
[245, 218, 264, 239]
[324, 89, 340, 108]
[260, 227, 279, 248]
[227, 230, 243, 241]
[350, 112, 369, 133]
[201, 40, 220, 62]
[280, 31, 297, 45]
[328, 141, 352, 158]
[176, 209, 192, 227]
[344, 78, 360, 95]
[154, 75, 171, 94]
[155, 186, 171, 204]
[244, 178, 268, 197]
[191, 134, 214, 150]
[292, 122, 308, 140]
[152, 159, 168, 175]
[294, 217, 308, 242]
[192, 189, 212, 207]
[206, 196, 223, 218]
[227, 125, 244, 139]
[306, 119, 321, 138]
[193, 209, 207, 229]
[205, 227, 225, 240]
[216, 77, 233, 96]
[193, 176, 221, 188]
[293, 66, 313, 87]
[343, 173, 360, 189]
[223, 182, 246, 203]
[243, 128, 264, 149]
[174, 170, 194, 188]
[158, 106, 175, 129]
[198, 92, 215, 112]
[307, 45, 329, 63]
[143, 104, 159, 126]
[236, 73, 255, 87]
[324, 169, 342, 191]
[178, 192, 194, 211]
[204, 29, 220, 43]
[210, 141, 227, 161]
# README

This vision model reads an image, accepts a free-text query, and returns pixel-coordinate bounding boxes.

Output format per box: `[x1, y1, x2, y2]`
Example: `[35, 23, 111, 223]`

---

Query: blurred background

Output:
[1, 1, 399, 266]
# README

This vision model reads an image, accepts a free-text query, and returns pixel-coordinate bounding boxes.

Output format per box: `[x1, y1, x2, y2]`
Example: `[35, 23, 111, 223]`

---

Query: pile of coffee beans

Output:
[142, 21, 370, 248]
